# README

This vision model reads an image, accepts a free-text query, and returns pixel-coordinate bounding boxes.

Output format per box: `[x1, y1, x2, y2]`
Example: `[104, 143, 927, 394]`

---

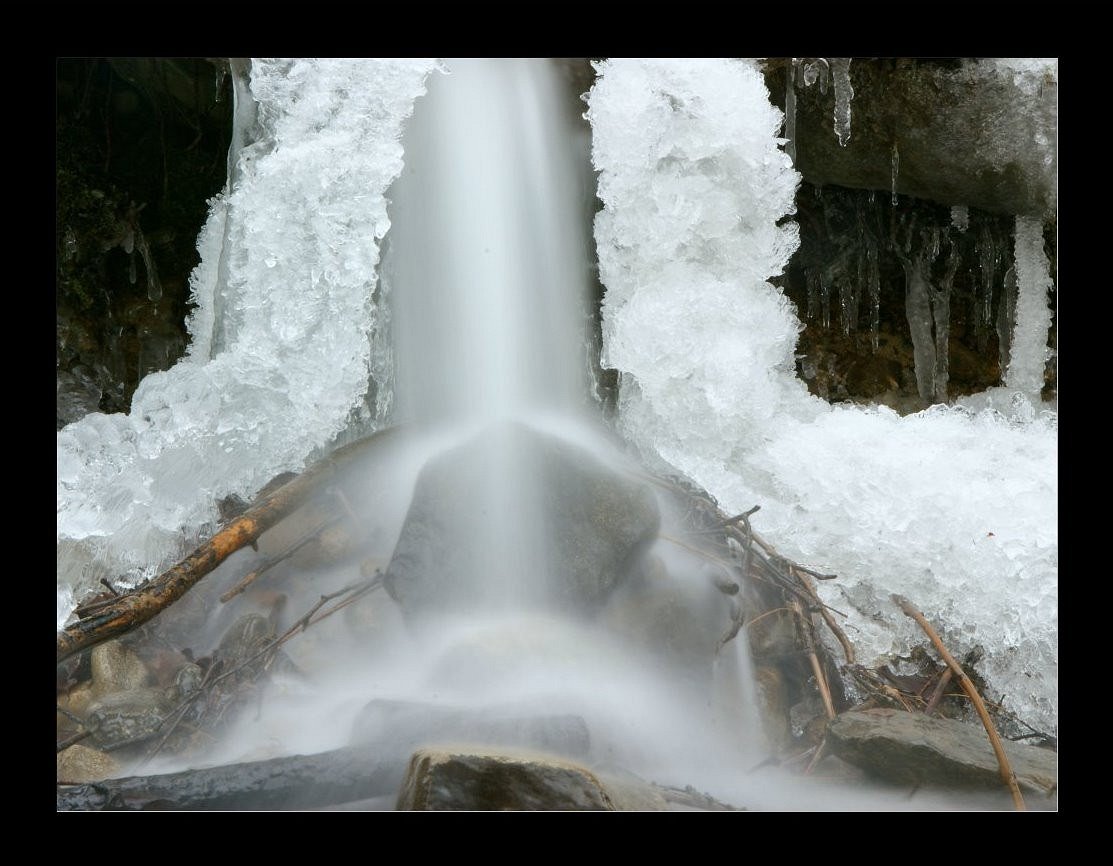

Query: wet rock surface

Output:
[385, 422, 660, 621]
[396, 747, 618, 811]
[763, 58, 1056, 217]
[827, 708, 1057, 797]
[85, 687, 174, 751]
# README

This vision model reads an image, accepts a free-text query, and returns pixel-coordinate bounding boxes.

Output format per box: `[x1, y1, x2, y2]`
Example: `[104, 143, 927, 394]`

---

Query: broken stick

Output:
[893, 594, 1026, 812]
[57, 427, 399, 664]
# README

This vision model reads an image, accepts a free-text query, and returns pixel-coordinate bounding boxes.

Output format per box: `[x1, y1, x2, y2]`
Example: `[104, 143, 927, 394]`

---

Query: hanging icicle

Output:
[830, 58, 854, 146]
[890, 141, 900, 205]
[784, 58, 798, 165]
[1006, 215, 1053, 397]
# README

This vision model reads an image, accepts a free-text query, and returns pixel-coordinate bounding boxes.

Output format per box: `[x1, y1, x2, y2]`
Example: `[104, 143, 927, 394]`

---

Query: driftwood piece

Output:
[57, 745, 403, 811]
[893, 594, 1026, 812]
[57, 427, 399, 665]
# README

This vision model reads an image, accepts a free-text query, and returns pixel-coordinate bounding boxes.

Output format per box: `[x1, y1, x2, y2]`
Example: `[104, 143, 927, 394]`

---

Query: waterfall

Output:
[56, 58, 1056, 807]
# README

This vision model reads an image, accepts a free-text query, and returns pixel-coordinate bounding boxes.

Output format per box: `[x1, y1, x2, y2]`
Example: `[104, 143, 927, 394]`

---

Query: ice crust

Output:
[588, 58, 1057, 732]
[57, 59, 438, 625]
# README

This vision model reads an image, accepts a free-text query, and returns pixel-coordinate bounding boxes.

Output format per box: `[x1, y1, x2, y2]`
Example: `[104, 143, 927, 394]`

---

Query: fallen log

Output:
[57, 745, 403, 811]
[57, 427, 400, 665]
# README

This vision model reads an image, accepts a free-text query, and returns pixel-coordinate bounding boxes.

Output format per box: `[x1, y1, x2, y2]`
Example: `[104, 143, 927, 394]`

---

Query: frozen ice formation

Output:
[588, 58, 1057, 733]
[57, 59, 438, 626]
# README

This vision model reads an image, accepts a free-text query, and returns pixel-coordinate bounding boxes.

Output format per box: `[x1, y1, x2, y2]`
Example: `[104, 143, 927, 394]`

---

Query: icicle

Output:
[820, 277, 832, 329]
[932, 244, 959, 403]
[868, 242, 881, 351]
[890, 141, 900, 205]
[997, 265, 1017, 378]
[1005, 216, 1054, 397]
[214, 62, 227, 103]
[802, 58, 829, 93]
[904, 254, 937, 404]
[830, 58, 853, 147]
[806, 267, 820, 322]
[856, 195, 880, 350]
[976, 221, 998, 353]
[135, 225, 163, 303]
[784, 58, 797, 165]
[923, 226, 940, 264]
[839, 276, 858, 336]
[950, 204, 969, 232]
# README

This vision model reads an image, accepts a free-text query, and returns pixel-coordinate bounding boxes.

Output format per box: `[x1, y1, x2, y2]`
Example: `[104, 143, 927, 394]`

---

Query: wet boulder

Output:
[384, 422, 660, 621]
[827, 708, 1057, 797]
[396, 747, 618, 811]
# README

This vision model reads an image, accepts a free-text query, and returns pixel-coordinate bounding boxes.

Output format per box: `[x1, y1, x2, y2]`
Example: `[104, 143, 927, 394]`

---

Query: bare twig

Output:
[923, 668, 955, 715]
[142, 573, 385, 765]
[57, 729, 91, 753]
[791, 567, 856, 665]
[804, 738, 827, 775]
[893, 594, 1026, 812]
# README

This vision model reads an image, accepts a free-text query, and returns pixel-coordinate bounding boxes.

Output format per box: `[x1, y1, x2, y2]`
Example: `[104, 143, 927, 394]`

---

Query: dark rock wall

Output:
[56, 58, 233, 428]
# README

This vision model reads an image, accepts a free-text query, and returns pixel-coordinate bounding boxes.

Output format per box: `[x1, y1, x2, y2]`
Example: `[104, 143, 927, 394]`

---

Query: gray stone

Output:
[396, 747, 617, 811]
[351, 699, 590, 759]
[827, 708, 1057, 797]
[85, 688, 173, 751]
[384, 422, 660, 621]
[600, 554, 735, 696]
[764, 58, 1057, 217]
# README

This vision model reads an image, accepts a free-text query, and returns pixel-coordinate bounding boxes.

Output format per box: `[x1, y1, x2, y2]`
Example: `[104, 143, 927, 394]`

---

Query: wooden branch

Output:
[219, 514, 343, 603]
[792, 600, 836, 721]
[57, 427, 399, 665]
[893, 594, 1026, 812]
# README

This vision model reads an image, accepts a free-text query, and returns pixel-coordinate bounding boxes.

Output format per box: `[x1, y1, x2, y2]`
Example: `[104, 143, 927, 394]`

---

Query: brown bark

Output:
[57, 427, 398, 664]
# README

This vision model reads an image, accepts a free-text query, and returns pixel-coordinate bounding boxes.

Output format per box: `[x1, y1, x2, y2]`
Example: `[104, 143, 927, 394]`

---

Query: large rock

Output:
[396, 748, 618, 811]
[384, 423, 660, 621]
[764, 58, 1057, 217]
[827, 708, 1057, 797]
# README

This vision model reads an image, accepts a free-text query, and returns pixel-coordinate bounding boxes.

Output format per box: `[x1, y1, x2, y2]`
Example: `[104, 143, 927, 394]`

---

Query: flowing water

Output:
[64, 58, 1053, 811]
[153, 57, 769, 804]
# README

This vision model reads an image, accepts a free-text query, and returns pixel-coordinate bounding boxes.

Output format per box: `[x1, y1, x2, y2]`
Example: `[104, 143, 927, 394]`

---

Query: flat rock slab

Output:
[827, 708, 1057, 797]
[397, 747, 619, 811]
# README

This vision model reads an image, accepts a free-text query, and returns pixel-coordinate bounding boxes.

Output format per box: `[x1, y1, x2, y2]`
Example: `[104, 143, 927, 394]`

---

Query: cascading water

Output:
[59, 58, 1056, 811]
[105, 57, 768, 805]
